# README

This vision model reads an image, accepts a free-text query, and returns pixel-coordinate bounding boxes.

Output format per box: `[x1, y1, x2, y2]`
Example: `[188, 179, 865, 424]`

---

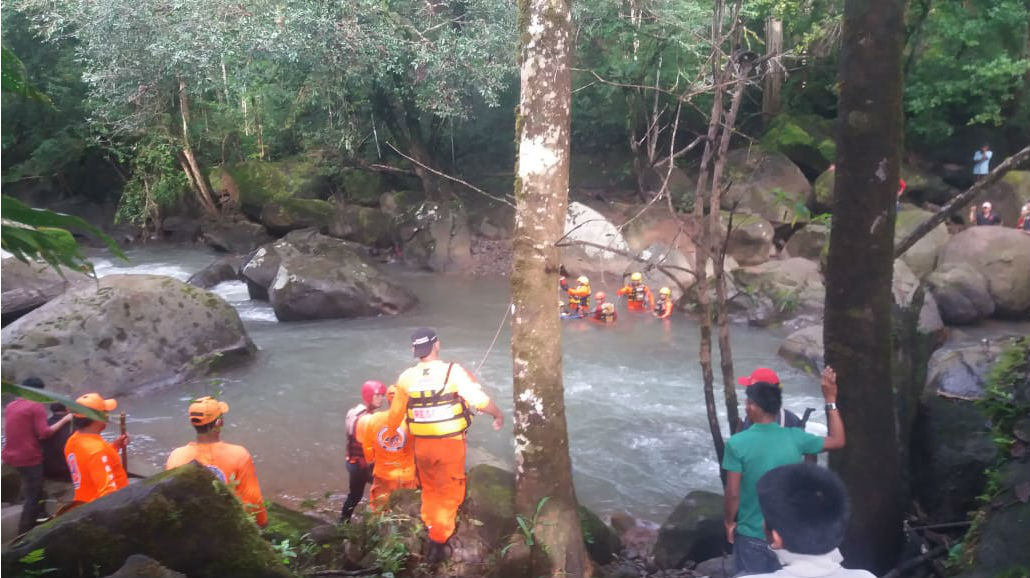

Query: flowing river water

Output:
[88, 245, 829, 523]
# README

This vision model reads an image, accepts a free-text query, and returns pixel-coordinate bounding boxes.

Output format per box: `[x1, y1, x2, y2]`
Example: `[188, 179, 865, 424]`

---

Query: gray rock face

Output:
[264, 230, 417, 321]
[925, 340, 1017, 401]
[720, 148, 812, 224]
[160, 216, 202, 244]
[778, 325, 824, 375]
[187, 255, 246, 289]
[783, 223, 829, 262]
[327, 205, 398, 249]
[928, 264, 995, 325]
[200, 218, 272, 254]
[724, 213, 775, 267]
[403, 204, 473, 273]
[892, 259, 945, 339]
[937, 226, 1030, 318]
[895, 207, 950, 278]
[240, 245, 282, 300]
[1, 274, 254, 397]
[734, 257, 825, 326]
[653, 490, 727, 569]
[1, 258, 91, 325]
[1, 464, 290, 578]
[560, 201, 632, 280]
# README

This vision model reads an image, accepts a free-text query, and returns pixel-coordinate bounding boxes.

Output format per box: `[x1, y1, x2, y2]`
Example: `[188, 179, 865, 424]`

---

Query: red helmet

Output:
[361, 380, 387, 405]
[595, 291, 606, 301]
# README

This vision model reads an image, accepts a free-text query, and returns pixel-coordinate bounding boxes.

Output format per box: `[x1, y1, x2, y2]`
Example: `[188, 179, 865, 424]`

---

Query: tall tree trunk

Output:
[762, 17, 783, 127]
[178, 78, 218, 215]
[509, 0, 590, 576]
[826, 0, 905, 572]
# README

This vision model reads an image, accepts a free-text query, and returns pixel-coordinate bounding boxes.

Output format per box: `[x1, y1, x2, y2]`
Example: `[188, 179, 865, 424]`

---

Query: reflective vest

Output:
[406, 363, 472, 438]
[630, 285, 646, 302]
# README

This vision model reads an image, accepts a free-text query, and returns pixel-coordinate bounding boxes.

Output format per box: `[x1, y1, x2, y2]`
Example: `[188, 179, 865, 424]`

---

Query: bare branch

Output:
[385, 142, 516, 209]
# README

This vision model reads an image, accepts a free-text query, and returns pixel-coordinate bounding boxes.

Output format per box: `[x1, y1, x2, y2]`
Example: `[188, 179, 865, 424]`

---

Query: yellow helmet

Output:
[559, 300, 566, 307]
[577, 276, 589, 285]
[660, 287, 671, 296]
[631, 272, 642, 282]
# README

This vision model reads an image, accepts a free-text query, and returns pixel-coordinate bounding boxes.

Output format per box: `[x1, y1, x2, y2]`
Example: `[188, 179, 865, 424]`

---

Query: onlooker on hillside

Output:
[968, 201, 1002, 226]
[746, 463, 875, 578]
[973, 144, 992, 179]
[723, 366, 846, 576]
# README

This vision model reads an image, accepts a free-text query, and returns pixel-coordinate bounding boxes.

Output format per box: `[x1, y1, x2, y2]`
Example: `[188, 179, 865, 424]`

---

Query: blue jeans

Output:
[733, 532, 779, 576]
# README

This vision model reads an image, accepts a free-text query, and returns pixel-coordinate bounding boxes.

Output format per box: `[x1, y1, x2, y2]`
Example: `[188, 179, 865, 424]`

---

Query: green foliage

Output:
[502, 495, 551, 556]
[115, 135, 189, 228]
[1, 379, 110, 422]
[342, 509, 422, 576]
[1, 194, 125, 275]
[1, 46, 51, 104]
[771, 187, 830, 227]
[270, 539, 298, 566]
[976, 338, 1030, 451]
[16, 548, 57, 577]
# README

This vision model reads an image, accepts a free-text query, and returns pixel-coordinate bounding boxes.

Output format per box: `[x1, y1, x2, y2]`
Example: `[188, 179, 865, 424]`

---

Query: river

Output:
[89, 244, 828, 523]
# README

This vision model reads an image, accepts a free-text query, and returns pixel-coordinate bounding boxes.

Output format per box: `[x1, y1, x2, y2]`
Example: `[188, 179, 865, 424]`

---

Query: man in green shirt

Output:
[722, 366, 847, 576]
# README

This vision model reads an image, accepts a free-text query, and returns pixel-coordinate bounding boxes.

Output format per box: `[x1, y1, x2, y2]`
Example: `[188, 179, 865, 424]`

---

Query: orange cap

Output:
[386, 384, 397, 402]
[74, 393, 117, 417]
[188, 396, 229, 426]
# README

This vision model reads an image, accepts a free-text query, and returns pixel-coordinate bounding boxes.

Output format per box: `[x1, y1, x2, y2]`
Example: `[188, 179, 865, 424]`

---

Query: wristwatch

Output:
[825, 402, 838, 411]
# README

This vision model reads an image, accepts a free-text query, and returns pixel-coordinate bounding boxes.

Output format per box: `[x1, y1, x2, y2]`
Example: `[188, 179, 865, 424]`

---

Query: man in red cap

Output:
[63, 393, 129, 505]
[737, 368, 808, 431]
[341, 379, 387, 521]
[166, 396, 267, 526]
[722, 367, 847, 575]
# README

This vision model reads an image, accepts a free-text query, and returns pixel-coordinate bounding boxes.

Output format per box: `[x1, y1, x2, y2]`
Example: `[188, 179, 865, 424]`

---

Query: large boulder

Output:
[895, 207, 950, 278]
[733, 258, 825, 325]
[782, 223, 830, 262]
[467, 202, 516, 241]
[560, 202, 632, 280]
[927, 264, 995, 325]
[955, 460, 1030, 578]
[266, 230, 417, 321]
[721, 148, 812, 224]
[200, 218, 273, 254]
[653, 490, 727, 569]
[241, 245, 282, 300]
[1, 275, 254, 397]
[208, 159, 333, 212]
[892, 259, 946, 342]
[925, 339, 1018, 401]
[900, 164, 958, 206]
[778, 325, 824, 375]
[1, 464, 291, 578]
[810, 167, 835, 213]
[327, 205, 398, 249]
[187, 255, 246, 289]
[259, 198, 334, 236]
[722, 213, 775, 266]
[937, 226, 1030, 318]
[402, 204, 474, 273]
[159, 216, 202, 243]
[759, 113, 836, 178]
[1, 258, 91, 326]
[640, 165, 694, 206]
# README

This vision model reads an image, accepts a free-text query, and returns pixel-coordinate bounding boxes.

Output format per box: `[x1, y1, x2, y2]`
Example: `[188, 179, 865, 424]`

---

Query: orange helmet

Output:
[595, 291, 606, 301]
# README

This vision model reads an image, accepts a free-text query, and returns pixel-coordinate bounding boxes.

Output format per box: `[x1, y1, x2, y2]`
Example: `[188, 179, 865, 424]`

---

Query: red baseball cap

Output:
[737, 368, 781, 387]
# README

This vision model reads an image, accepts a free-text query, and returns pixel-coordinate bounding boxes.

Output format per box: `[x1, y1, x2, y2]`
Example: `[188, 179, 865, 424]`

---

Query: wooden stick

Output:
[119, 410, 128, 471]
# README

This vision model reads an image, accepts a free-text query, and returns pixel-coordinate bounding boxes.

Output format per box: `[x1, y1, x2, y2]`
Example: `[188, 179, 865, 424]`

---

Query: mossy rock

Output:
[810, 167, 835, 212]
[1, 463, 291, 578]
[262, 501, 325, 545]
[653, 490, 727, 569]
[209, 158, 332, 210]
[578, 505, 622, 565]
[261, 198, 335, 236]
[338, 168, 384, 207]
[761, 113, 836, 178]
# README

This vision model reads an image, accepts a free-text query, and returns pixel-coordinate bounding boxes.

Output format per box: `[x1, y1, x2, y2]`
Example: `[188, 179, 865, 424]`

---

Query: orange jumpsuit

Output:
[358, 411, 417, 511]
[387, 360, 492, 544]
[566, 284, 591, 314]
[618, 283, 654, 311]
[64, 431, 128, 504]
[166, 441, 268, 526]
[654, 296, 673, 319]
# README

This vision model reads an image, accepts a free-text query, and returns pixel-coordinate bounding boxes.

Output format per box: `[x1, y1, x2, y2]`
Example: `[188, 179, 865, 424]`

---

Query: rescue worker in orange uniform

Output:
[357, 385, 417, 512]
[617, 272, 655, 311]
[165, 396, 268, 527]
[592, 291, 617, 323]
[560, 275, 592, 316]
[386, 328, 504, 563]
[341, 380, 387, 521]
[64, 393, 129, 505]
[654, 286, 673, 319]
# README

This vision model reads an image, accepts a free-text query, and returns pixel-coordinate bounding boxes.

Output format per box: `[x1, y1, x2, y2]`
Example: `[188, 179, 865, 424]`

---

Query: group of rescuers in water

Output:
[5, 276, 860, 574]
[561, 271, 674, 321]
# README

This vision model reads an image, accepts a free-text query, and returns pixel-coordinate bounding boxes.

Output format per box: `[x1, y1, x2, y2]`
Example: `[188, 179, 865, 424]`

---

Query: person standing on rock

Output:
[968, 201, 1002, 226]
[973, 143, 992, 180]
[653, 287, 674, 319]
[617, 272, 655, 311]
[358, 385, 417, 512]
[165, 396, 267, 527]
[747, 463, 875, 578]
[386, 328, 505, 563]
[341, 380, 387, 521]
[64, 393, 129, 506]
[722, 367, 846, 575]
[1, 377, 75, 533]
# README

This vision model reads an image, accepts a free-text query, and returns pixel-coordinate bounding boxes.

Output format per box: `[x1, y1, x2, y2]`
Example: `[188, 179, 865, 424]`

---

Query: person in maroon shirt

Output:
[1, 377, 74, 534]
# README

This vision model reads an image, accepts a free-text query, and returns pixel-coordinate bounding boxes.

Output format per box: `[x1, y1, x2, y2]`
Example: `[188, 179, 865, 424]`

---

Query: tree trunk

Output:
[509, 0, 590, 576]
[178, 78, 218, 215]
[826, 0, 905, 572]
[762, 17, 783, 127]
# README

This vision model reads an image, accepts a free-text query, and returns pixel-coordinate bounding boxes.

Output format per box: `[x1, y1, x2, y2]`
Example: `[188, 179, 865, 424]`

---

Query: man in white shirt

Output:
[973, 144, 992, 179]
[743, 463, 874, 578]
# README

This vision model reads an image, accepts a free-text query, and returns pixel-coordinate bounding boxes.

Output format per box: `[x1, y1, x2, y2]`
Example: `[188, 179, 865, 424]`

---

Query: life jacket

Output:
[569, 285, 590, 307]
[597, 302, 616, 322]
[346, 406, 371, 464]
[406, 363, 473, 439]
[630, 285, 646, 302]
